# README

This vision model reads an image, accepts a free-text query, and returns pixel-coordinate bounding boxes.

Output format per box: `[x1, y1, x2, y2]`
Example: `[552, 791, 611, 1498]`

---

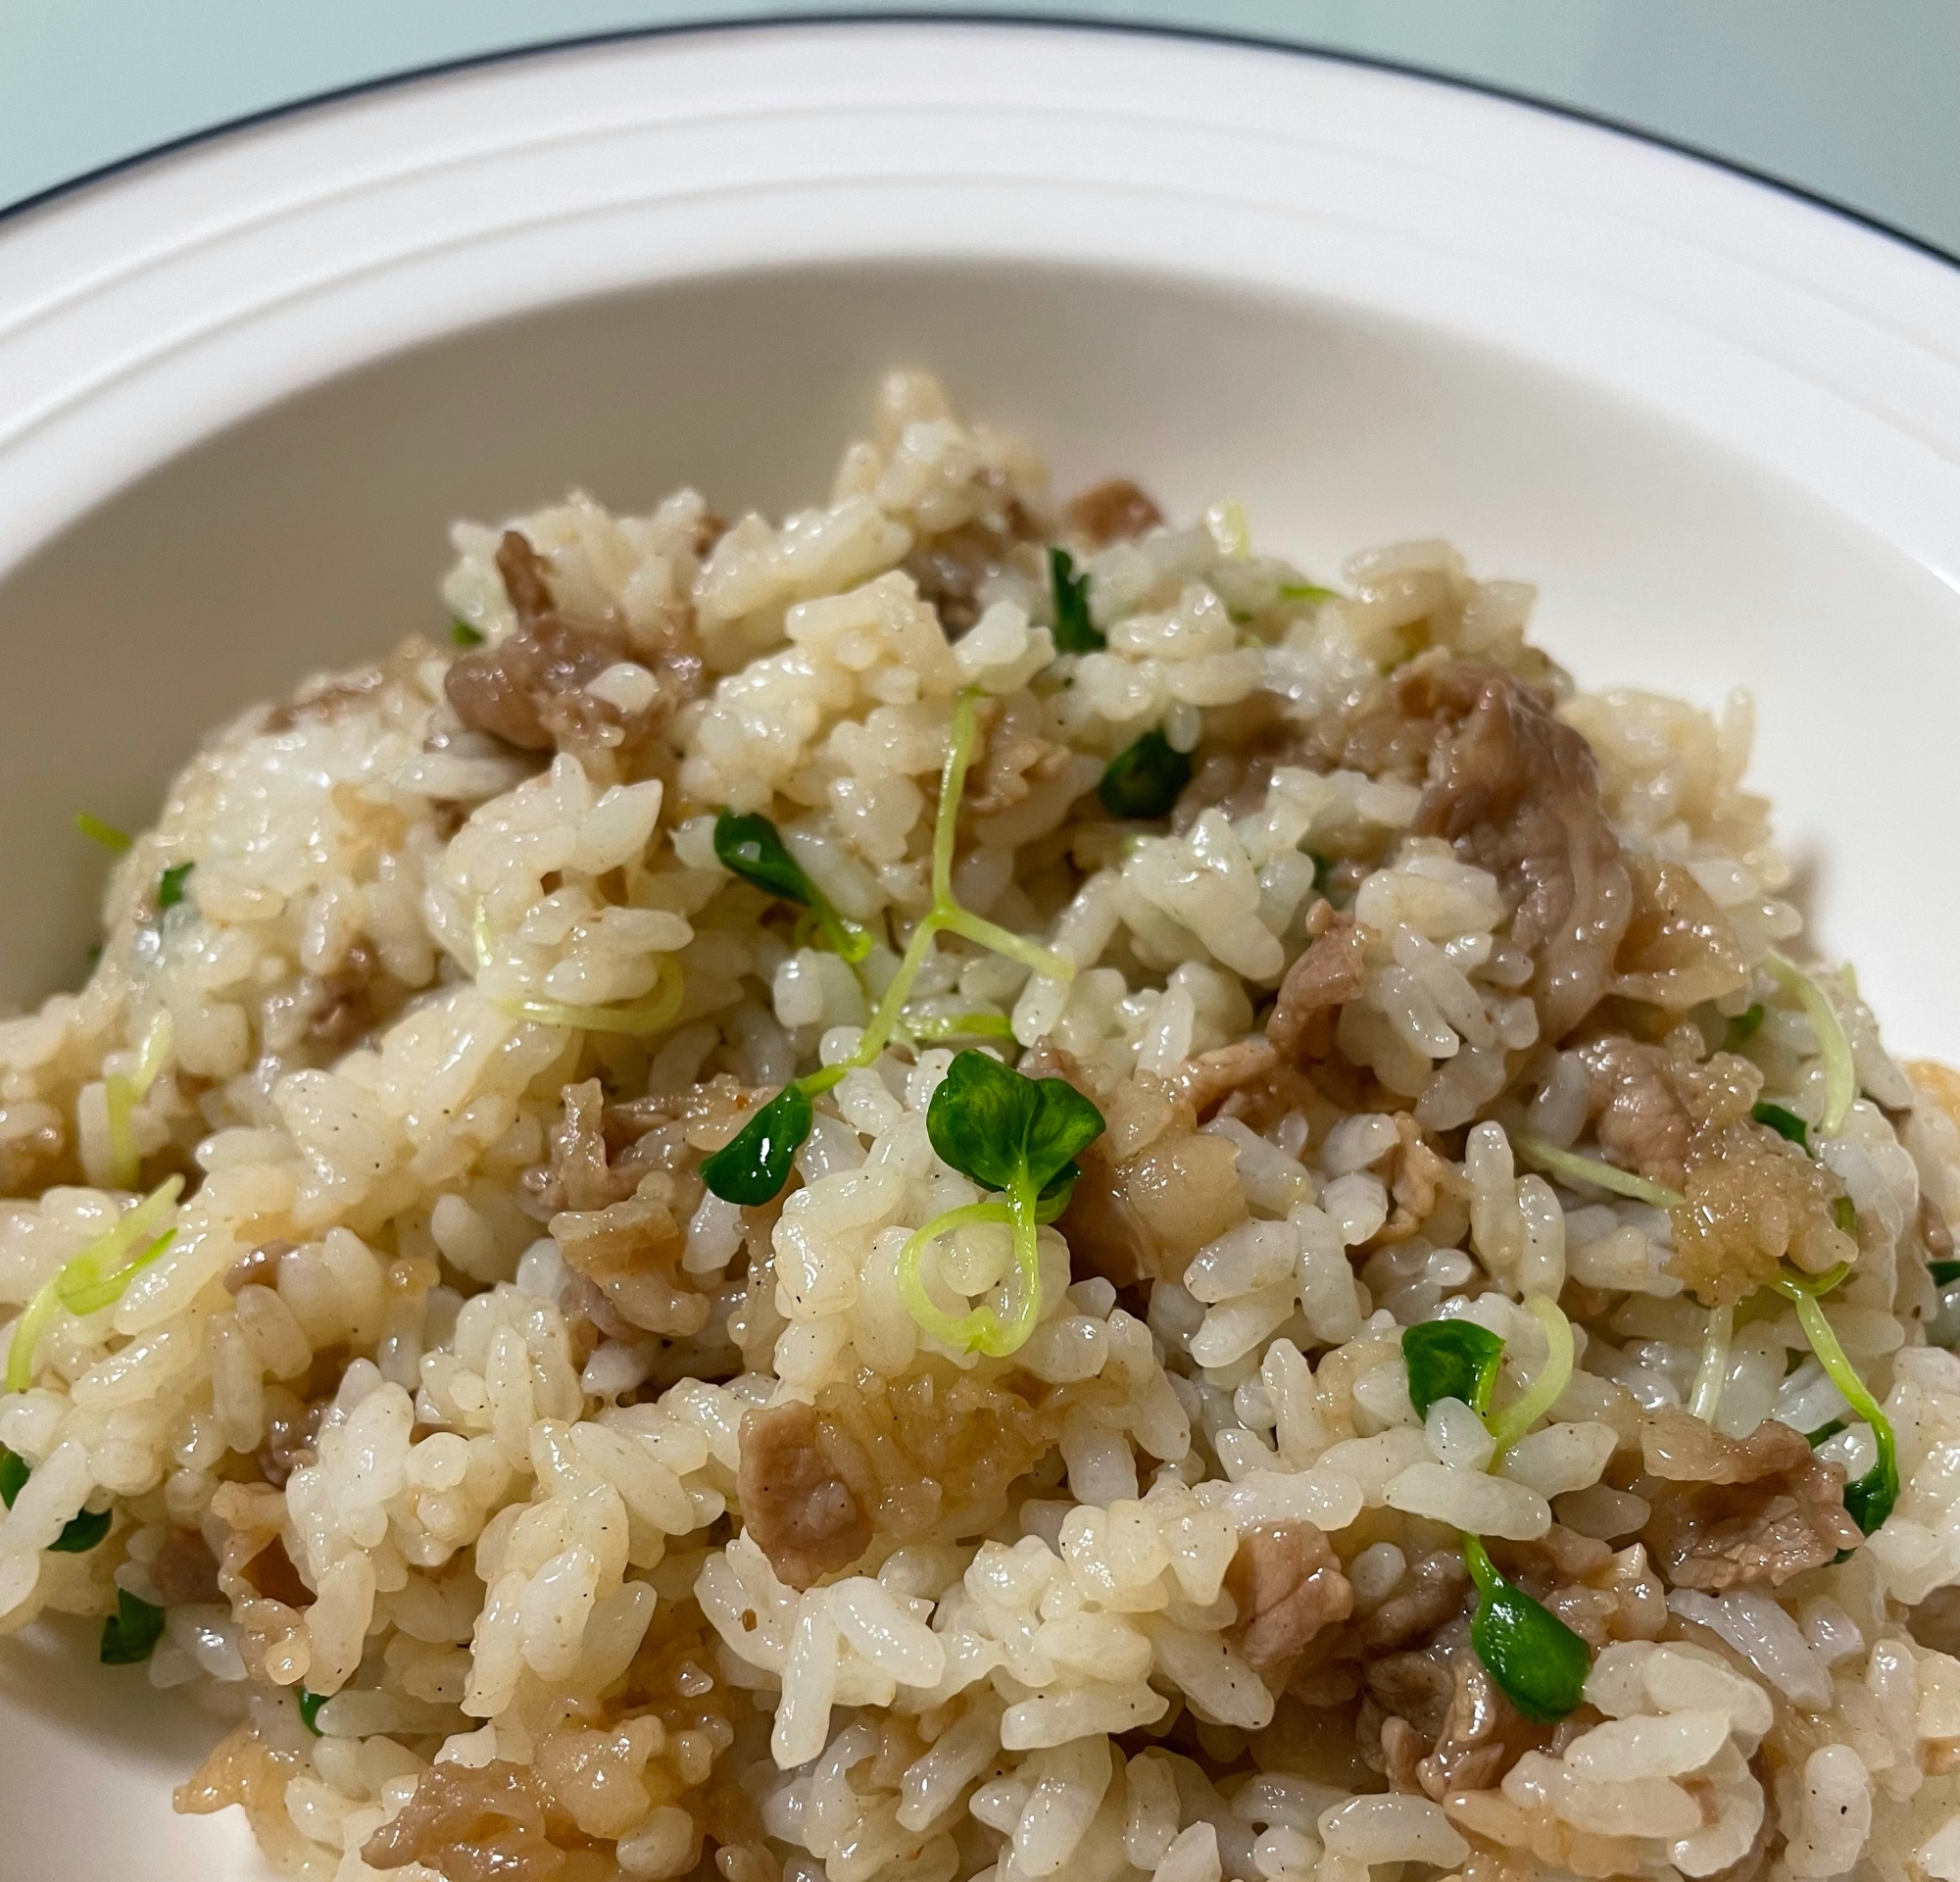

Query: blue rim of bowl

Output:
[1, 8, 1954, 274]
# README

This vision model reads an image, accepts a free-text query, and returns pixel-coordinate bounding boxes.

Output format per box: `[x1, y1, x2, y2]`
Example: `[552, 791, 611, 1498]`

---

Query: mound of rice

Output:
[7, 370, 1960, 1882]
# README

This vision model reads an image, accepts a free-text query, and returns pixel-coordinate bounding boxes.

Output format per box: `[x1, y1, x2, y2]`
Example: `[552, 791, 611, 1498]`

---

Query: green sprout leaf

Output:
[1099, 729, 1193, 820]
[100, 1589, 167, 1665]
[1402, 1320, 1506, 1419]
[701, 1084, 815, 1207]
[157, 863, 194, 912]
[714, 810, 871, 963]
[1307, 851, 1335, 894]
[451, 620, 486, 647]
[49, 1504, 113, 1554]
[1463, 1537, 1591, 1722]
[1932, 1260, 1960, 1287]
[297, 1686, 327, 1734]
[926, 1050, 1104, 1197]
[1751, 1101, 1810, 1151]
[1049, 548, 1102, 654]
[901, 1052, 1105, 1358]
[1724, 1003, 1765, 1050]
[0, 1450, 26, 1508]
[74, 813, 132, 853]
[1833, 1196, 1858, 1234]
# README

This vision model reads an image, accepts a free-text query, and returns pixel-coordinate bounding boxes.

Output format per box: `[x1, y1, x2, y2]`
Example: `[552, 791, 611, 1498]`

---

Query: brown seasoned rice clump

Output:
[5, 370, 1960, 1882]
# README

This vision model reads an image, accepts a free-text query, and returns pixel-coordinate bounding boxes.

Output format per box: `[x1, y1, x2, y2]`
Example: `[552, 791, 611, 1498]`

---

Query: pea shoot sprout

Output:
[1513, 1134, 1685, 1210]
[6, 1175, 183, 1393]
[1048, 549, 1102, 653]
[1401, 1303, 1591, 1721]
[897, 1049, 1104, 1359]
[471, 909, 686, 1036]
[1098, 728, 1192, 821]
[1764, 951, 1857, 1135]
[712, 810, 872, 963]
[1772, 1266, 1898, 1533]
[703, 689, 1074, 1210]
[0, 1448, 113, 1554]
[103, 1010, 173, 1192]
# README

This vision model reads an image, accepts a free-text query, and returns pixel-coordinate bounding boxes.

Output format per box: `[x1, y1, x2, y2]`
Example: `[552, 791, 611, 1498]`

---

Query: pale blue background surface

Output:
[4, 2, 1958, 256]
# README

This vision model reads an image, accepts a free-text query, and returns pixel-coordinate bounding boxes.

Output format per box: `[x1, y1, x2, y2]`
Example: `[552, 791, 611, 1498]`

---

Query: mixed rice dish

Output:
[9, 371, 1960, 1882]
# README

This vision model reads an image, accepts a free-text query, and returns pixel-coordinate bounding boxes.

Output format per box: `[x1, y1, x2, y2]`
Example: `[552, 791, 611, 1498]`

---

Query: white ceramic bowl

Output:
[4, 20, 1960, 1876]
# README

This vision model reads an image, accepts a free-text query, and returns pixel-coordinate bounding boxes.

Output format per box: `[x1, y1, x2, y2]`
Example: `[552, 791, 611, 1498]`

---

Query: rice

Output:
[5, 369, 1960, 1881]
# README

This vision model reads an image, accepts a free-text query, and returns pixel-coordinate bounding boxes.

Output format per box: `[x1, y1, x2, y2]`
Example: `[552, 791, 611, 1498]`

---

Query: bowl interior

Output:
[4, 254, 1960, 1879]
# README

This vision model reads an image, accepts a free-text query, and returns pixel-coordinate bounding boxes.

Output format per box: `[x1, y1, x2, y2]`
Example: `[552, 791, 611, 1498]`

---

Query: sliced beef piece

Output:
[1224, 1520, 1353, 1686]
[1265, 914, 1372, 1065]
[738, 1399, 875, 1591]
[1065, 477, 1164, 548]
[1636, 1409, 1862, 1591]
[1397, 658, 1632, 1046]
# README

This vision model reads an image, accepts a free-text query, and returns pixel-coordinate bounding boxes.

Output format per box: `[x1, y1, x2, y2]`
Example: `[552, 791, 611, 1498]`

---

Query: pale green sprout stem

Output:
[1764, 951, 1856, 1136]
[1514, 1134, 1686, 1211]
[808, 688, 1073, 1088]
[1772, 1273, 1885, 1429]
[1690, 1303, 1735, 1422]
[7, 1175, 183, 1392]
[905, 1012, 1015, 1043]
[898, 1196, 1043, 1360]
[1486, 1294, 1576, 1460]
[103, 1010, 173, 1191]
[472, 908, 686, 1035]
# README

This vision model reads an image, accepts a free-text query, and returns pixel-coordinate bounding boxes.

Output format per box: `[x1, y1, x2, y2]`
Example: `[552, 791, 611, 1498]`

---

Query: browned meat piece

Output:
[1379, 1714, 1428, 1792]
[1357, 1549, 1471, 1652]
[240, 1535, 313, 1610]
[1574, 1034, 1697, 1189]
[363, 1759, 582, 1876]
[1266, 916, 1372, 1063]
[1611, 854, 1748, 1010]
[1375, 1112, 1468, 1249]
[151, 1528, 223, 1606]
[445, 529, 702, 775]
[1912, 1585, 1960, 1657]
[307, 944, 380, 1053]
[1174, 1039, 1279, 1118]
[1364, 1651, 1457, 1743]
[1057, 1125, 1246, 1288]
[1397, 658, 1631, 1045]
[257, 1387, 324, 1488]
[1637, 1410, 1861, 1590]
[1415, 1653, 1545, 1803]
[1225, 1520, 1353, 1685]
[0, 1105, 64, 1195]
[965, 712, 1075, 819]
[524, 1078, 641, 1217]
[901, 522, 1023, 635]
[1065, 478, 1164, 547]
[738, 1399, 875, 1591]
[552, 1178, 710, 1338]
[224, 1239, 295, 1295]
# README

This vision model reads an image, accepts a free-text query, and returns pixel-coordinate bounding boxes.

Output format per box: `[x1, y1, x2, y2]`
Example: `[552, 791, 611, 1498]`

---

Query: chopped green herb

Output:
[1833, 1195, 1857, 1234]
[100, 1588, 168, 1665]
[713, 810, 871, 963]
[0, 1450, 27, 1507]
[1277, 580, 1339, 606]
[49, 1504, 113, 1554]
[1774, 1272, 1898, 1535]
[1724, 1003, 1764, 1049]
[1307, 851, 1334, 894]
[74, 813, 132, 853]
[1932, 1260, 1960, 1287]
[1462, 1536, 1591, 1722]
[297, 1686, 327, 1734]
[701, 692, 1074, 1213]
[1049, 548, 1102, 654]
[1402, 1320, 1506, 1419]
[898, 1050, 1105, 1357]
[1751, 1102, 1810, 1151]
[701, 1084, 815, 1206]
[451, 620, 486, 647]
[157, 863, 194, 912]
[1098, 729, 1192, 820]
